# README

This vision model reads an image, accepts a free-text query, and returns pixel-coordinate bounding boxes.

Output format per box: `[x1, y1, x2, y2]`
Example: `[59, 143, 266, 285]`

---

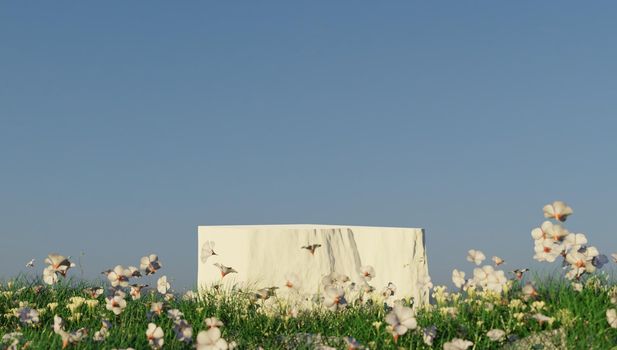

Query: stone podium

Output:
[197, 224, 429, 307]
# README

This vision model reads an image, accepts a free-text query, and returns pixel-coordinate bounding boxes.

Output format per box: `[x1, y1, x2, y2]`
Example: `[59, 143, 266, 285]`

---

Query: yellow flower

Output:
[513, 312, 525, 321]
[68, 312, 82, 321]
[531, 301, 545, 312]
[508, 299, 524, 310]
[85, 300, 99, 309]
[47, 303, 59, 311]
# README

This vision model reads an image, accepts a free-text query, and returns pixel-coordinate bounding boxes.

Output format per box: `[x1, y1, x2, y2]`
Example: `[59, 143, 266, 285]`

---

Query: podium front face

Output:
[197, 224, 429, 307]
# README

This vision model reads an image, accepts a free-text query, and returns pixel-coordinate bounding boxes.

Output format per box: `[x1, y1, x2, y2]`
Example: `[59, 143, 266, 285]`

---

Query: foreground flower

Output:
[157, 276, 170, 294]
[205, 317, 224, 328]
[174, 319, 193, 343]
[213, 263, 237, 278]
[196, 327, 228, 350]
[58, 328, 88, 349]
[201, 241, 218, 263]
[466, 249, 485, 265]
[107, 265, 132, 287]
[45, 254, 75, 277]
[452, 269, 466, 289]
[323, 285, 347, 311]
[284, 272, 302, 291]
[358, 265, 375, 281]
[105, 295, 127, 315]
[140, 254, 162, 275]
[422, 325, 437, 346]
[146, 323, 164, 349]
[384, 304, 417, 343]
[486, 328, 506, 341]
[543, 200, 573, 222]
[18, 307, 39, 325]
[130, 284, 148, 300]
[607, 309, 617, 328]
[443, 338, 473, 350]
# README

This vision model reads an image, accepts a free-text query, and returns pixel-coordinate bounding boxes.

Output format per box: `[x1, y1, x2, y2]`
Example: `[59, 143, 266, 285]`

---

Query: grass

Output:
[1, 274, 617, 349]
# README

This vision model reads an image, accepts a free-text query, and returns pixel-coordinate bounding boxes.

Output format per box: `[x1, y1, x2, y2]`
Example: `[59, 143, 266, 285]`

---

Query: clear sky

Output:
[1, 1, 616, 291]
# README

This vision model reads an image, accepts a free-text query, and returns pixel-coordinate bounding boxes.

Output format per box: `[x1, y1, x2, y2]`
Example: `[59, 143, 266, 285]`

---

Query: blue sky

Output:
[1, 1, 616, 291]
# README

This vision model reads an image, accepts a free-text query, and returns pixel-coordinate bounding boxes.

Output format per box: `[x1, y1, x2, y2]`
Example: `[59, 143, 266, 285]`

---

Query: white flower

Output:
[452, 269, 466, 289]
[44, 254, 75, 277]
[18, 307, 39, 325]
[443, 338, 473, 350]
[146, 323, 164, 349]
[173, 319, 193, 343]
[486, 269, 507, 293]
[150, 302, 164, 316]
[382, 282, 396, 298]
[323, 285, 347, 311]
[205, 317, 224, 328]
[321, 271, 349, 287]
[532, 313, 555, 325]
[422, 325, 437, 346]
[612, 253, 617, 263]
[531, 221, 568, 242]
[467, 249, 486, 265]
[533, 239, 563, 262]
[284, 272, 302, 291]
[167, 309, 184, 320]
[563, 233, 588, 252]
[201, 241, 218, 263]
[196, 327, 228, 350]
[105, 295, 127, 315]
[607, 309, 617, 328]
[384, 304, 417, 343]
[213, 263, 237, 278]
[130, 284, 148, 300]
[522, 283, 538, 299]
[140, 254, 162, 275]
[128, 266, 142, 277]
[417, 274, 433, 290]
[107, 265, 132, 287]
[157, 276, 170, 294]
[486, 328, 506, 341]
[492, 256, 505, 266]
[43, 266, 59, 285]
[358, 265, 375, 281]
[543, 200, 573, 222]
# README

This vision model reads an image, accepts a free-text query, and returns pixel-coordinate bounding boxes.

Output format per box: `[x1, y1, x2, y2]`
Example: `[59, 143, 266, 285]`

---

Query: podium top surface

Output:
[198, 224, 423, 230]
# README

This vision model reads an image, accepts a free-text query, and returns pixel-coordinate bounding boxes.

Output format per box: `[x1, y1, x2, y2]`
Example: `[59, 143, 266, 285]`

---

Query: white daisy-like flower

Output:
[167, 308, 184, 320]
[196, 327, 228, 350]
[531, 221, 568, 242]
[107, 265, 132, 287]
[452, 269, 466, 289]
[486, 328, 506, 341]
[486, 269, 507, 293]
[466, 249, 486, 265]
[543, 200, 573, 222]
[443, 338, 473, 350]
[105, 295, 127, 315]
[607, 309, 617, 329]
[323, 285, 347, 311]
[358, 265, 375, 282]
[157, 276, 170, 294]
[146, 323, 164, 349]
[201, 241, 218, 263]
[384, 304, 417, 343]
[140, 254, 162, 275]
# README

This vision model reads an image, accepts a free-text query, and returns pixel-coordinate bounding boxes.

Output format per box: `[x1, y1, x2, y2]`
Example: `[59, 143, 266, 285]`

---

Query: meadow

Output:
[1, 201, 617, 349]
